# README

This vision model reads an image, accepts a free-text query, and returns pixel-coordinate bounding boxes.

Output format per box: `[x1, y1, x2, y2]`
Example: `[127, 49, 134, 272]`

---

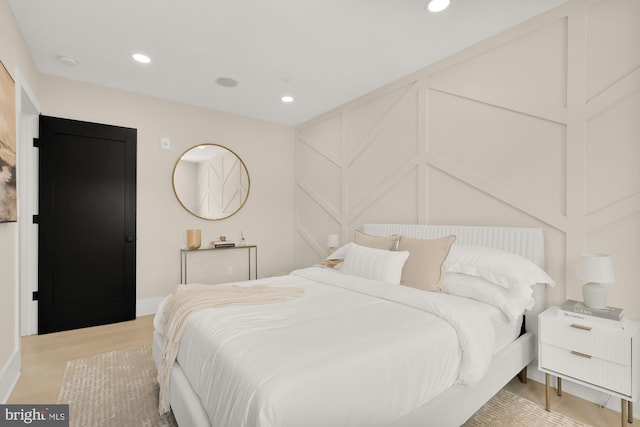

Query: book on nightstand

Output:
[559, 299, 624, 321]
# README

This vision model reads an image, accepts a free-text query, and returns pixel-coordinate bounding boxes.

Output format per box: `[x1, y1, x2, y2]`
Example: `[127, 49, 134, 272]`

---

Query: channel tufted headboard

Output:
[361, 223, 548, 334]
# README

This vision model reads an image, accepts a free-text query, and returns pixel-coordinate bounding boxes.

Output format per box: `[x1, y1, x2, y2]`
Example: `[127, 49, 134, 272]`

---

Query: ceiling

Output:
[9, 0, 567, 126]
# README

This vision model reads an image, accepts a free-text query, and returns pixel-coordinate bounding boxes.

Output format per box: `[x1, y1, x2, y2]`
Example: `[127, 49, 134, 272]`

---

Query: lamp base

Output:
[582, 282, 607, 309]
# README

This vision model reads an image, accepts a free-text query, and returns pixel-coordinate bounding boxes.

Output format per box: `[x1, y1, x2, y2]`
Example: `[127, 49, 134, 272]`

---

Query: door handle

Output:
[125, 235, 135, 243]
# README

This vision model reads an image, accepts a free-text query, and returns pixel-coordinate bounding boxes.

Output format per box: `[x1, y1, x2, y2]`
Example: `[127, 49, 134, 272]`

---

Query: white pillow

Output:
[341, 243, 409, 285]
[327, 242, 353, 260]
[443, 273, 534, 322]
[325, 242, 353, 270]
[445, 245, 554, 295]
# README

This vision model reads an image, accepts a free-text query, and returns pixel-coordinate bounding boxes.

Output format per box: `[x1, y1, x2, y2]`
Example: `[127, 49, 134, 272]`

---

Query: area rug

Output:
[57, 344, 177, 427]
[464, 389, 592, 426]
[58, 345, 591, 427]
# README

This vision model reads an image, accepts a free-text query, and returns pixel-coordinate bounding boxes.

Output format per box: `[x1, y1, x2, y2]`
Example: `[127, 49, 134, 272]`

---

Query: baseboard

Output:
[0, 349, 21, 403]
[136, 297, 165, 317]
[527, 365, 638, 420]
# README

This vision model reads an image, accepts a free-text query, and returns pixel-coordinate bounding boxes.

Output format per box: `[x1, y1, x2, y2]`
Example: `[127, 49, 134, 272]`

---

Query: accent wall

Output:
[295, 0, 640, 321]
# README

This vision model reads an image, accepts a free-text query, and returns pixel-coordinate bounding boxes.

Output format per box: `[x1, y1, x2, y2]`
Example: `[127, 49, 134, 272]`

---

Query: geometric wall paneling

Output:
[296, 232, 328, 272]
[586, 0, 640, 100]
[584, 68, 640, 120]
[427, 151, 568, 231]
[294, 0, 640, 322]
[348, 166, 420, 232]
[346, 81, 418, 155]
[585, 89, 640, 214]
[296, 187, 341, 258]
[297, 185, 341, 233]
[428, 18, 567, 113]
[426, 166, 568, 307]
[427, 90, 567, 217]
[584, 193, 640, 237]
[426, 166, 551, 228]
[347, 147, 419, 216]
[296, 113, 342, 162]
[347, 94, 419, 210]
[538, 227, 567, 308]
[296, 141, 342, 213]
[584, 213, 640, 312]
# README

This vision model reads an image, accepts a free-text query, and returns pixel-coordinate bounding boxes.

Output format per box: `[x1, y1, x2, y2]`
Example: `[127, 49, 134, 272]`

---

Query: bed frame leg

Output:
[517, 366, 527, 384]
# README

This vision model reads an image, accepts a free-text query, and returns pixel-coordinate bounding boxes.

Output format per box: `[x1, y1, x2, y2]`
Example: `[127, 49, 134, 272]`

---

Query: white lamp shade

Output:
[327, 234, 340, 249]
[576, 253, 615, 283]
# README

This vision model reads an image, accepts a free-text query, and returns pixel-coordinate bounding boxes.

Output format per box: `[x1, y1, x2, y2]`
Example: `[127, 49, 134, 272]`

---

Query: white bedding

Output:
[155, 267, 521, 427]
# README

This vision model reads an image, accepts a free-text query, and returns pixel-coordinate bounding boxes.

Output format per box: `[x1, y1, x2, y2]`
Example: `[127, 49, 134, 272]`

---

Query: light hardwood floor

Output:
[8, 315, 153, 404]
[8, 315, 636, 426]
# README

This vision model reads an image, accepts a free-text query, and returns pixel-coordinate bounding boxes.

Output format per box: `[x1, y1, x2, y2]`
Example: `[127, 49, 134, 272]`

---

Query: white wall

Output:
[1, 0, 296, 399]
[295, 0, 640, 321]
[37, 75, 296, 311]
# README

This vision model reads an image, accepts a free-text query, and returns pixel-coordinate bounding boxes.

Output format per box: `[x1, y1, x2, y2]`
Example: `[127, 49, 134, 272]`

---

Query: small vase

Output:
[186, 229, 201, 249]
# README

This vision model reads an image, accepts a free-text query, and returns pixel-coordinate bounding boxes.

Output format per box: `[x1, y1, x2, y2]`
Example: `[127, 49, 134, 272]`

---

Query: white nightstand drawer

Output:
[540, 315, 630, 365]
[540, 344, 632, 396]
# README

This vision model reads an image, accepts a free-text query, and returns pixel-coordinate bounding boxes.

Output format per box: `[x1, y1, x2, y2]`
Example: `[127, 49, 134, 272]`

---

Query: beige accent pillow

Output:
[397, 235, 456, 292]
[354, 230, 399, 251]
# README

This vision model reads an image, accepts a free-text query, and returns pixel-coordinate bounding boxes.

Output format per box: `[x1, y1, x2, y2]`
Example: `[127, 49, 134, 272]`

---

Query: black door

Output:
[38, 115, 136, 334]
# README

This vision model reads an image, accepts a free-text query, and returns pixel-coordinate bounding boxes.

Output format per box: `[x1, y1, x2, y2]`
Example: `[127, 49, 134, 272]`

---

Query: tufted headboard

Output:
[361, 223, 548, 334]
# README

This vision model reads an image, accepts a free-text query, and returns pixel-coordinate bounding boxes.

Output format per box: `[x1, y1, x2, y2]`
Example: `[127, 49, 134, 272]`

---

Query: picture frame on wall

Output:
[0, 60, 17, 223]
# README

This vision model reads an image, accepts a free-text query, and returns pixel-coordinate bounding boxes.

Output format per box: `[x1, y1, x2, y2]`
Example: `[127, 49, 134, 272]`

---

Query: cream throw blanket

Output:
[158, 283, 305, 414]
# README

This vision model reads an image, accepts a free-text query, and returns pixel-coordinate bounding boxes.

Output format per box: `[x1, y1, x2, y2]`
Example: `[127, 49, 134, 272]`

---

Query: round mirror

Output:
[172, 144, 250, 220]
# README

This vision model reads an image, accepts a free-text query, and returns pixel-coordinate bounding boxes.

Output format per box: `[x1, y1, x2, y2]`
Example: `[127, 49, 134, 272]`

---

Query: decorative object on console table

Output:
[539, 306, 639, 427]
[239, 231, 246, 246]
[576, 253, 615, 309]
[211, 235, 235, 248]
[186, 229, 201, 249]
[327, 234, 340, 255]
[213, 241, 235, 248]
[560, 299, 624, 321]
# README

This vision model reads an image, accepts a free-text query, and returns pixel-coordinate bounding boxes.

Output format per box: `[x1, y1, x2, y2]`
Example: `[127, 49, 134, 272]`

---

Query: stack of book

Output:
[212, 241, 236, 248]
[559, 299, 624, 321]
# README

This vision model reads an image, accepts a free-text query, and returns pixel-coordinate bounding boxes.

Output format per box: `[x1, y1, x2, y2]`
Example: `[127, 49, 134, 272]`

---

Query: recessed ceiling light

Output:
[215, 77, 239, 88]
[426, 0, 450, 12]
[281, 95, 294, 103]
[132, 53, 151, 64]
[57, 55, 78, 66]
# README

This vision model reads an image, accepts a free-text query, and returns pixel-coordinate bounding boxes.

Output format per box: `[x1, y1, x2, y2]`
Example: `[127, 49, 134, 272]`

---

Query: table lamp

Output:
[576, 253, 615, 309]
[327, 234, 340, 255]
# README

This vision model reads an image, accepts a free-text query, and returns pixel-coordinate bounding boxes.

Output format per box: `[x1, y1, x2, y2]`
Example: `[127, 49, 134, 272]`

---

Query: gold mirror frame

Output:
[172, 144, 250, 220]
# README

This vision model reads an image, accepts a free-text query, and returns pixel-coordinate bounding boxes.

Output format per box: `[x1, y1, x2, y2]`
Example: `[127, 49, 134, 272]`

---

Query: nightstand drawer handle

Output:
[570, 324, 592, 331]
[570, 351, 592, 359]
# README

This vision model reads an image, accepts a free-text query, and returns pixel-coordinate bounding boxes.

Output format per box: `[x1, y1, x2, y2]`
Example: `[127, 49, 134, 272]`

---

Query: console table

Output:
[180, 245, 257, 284]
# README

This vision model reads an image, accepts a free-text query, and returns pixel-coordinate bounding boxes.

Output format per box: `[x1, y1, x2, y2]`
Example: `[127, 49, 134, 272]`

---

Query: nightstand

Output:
[538, 306, 639, 426]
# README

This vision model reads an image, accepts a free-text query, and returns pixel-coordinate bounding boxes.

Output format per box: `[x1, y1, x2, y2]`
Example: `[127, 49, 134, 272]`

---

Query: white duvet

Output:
[157, 267, 497, 427]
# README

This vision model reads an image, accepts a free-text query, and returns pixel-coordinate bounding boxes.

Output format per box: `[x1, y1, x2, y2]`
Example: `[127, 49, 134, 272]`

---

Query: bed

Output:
[152, 224, 552, 427]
